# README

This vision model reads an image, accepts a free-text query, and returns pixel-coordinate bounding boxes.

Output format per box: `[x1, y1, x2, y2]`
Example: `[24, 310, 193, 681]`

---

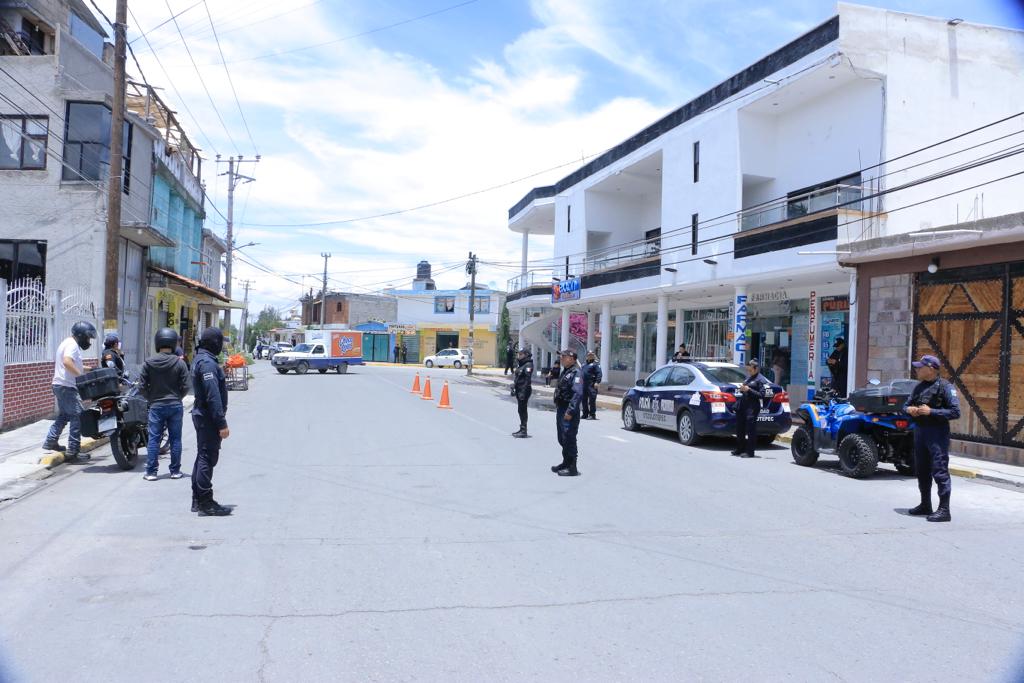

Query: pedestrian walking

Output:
[503, 341, 515, 375]
[42, 321, 95, 463]
[732, 358, 771, 458]
[190, 327, 231, 516]
[511, 349, 534, 438]
[672, 344, 691, 362]
[100, 333, 126, 379]
[140, 328, 189, 481]
[904, 354, 961, 522]
[551, 349, 584, 476]
[827, 337, 849, 396]
[580, 351, 602, 419]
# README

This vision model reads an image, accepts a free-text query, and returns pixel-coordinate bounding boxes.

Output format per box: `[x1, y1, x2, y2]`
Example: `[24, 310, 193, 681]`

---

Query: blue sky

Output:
[101, 0, 1024, 315]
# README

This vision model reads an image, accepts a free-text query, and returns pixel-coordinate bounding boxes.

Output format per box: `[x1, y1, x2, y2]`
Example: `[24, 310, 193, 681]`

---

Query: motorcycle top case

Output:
[76, 368, 120, 400]
[848, 379, 918, 414]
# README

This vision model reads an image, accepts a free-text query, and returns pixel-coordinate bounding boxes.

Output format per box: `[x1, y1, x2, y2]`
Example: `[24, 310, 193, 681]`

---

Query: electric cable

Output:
[202, 0, 259, 154]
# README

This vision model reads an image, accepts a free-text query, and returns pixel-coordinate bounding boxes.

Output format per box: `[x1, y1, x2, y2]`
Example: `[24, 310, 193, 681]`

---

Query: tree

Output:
[245, 306, 283, 350]
[498, 303, 511, 351]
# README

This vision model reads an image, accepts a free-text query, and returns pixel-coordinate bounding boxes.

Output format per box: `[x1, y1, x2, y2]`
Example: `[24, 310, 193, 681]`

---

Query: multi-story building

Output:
[507, 2, 1024, 445]
[300, 291, 397, 329]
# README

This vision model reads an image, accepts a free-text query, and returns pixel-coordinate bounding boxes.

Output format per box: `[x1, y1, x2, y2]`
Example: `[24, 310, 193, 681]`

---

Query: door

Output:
[636, 367, 673, 426]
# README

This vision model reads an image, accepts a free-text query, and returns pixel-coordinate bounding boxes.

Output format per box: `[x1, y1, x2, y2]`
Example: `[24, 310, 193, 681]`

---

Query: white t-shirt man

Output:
[52, 337, 84, 388]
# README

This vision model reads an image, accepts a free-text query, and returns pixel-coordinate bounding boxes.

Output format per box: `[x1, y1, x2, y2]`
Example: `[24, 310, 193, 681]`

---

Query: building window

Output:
[63, 102, 109, 181]
[22, 20, 48, 55]
[471, 297, 490, 314]
[335, 302, 343, 313]
[434, 296, 455, 313]
[567, 205, 571, 233]
[69, 11, 105, 59]
[122, 122, 132, 195]
[0, 116, 47, 169]
[691, 213, 699, 255]
[0, 240, 47, 282]
[692, 140, 699, 183]
[644, 228, 661, 256]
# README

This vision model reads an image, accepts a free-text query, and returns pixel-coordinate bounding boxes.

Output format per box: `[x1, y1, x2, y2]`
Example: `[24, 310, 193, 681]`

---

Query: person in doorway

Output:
[511, 349, 534, 438]
[393, 344, 400, 364]
[551, 350, 584, 476]
[100, 333, 126, 379]
[771, 348, 789, 386]
[190, 327, 231, 516]
[503, 341, 515, 375]
[42, 321, 96, 462]
[827, 337, 849, 396]
[140, 328, 190, 481]
[672, 344, 691, 363]
[581, 351, 602, 419]
[904, 355, 961, 522]
[732, 358, 772, 458]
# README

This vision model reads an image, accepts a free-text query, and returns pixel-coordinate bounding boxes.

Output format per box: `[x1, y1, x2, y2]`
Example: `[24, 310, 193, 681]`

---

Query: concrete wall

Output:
[0, 358, 97, 430]
[863, 274, 913, 383]
[393, 290, 503, 329]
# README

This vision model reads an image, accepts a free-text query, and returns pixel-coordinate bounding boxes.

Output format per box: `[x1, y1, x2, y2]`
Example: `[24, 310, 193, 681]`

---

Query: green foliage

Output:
[245, 306, 283, 349]
[498, 303, 511, 350]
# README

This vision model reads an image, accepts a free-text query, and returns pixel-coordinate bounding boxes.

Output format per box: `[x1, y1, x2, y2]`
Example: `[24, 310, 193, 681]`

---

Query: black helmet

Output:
[103, 332, 120, 349]
[154, 327, 179, 352]
[517, 348, 532, 357]
[198, 326, 224, 355]
[71, 321, 96, 350]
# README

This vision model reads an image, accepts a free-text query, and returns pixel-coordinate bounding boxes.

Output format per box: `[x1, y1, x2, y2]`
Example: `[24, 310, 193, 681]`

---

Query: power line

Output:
[130, 0, 204, 45]
[202, 0, 259, 154]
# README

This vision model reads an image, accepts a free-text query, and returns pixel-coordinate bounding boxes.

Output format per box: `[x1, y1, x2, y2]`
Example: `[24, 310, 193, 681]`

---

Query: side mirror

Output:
[636, 379, 646, 387]
[868, 378, 881, 386]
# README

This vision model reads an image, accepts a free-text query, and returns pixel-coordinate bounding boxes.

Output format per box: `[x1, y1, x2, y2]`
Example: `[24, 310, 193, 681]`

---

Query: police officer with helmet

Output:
[511, 348, 534, 438]
[190, 327, 232, 516]
[904, 354, 961, 522]
[551, 349, 584, 476]
[732, 358, 772, 458]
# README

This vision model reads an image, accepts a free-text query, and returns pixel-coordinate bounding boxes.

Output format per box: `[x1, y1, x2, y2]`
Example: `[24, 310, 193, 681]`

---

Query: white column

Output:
[634, 313, 643, 382]
[521, 230, 529, 276]
[733, 285, 748, 365]
[560, 307, 570, 351]
[586, 311, 596, 353]
[847, 271, 858, 390]
[656, 294, 668, 368]
[674, 306, 684, 350]
[600, 302, 611, 383]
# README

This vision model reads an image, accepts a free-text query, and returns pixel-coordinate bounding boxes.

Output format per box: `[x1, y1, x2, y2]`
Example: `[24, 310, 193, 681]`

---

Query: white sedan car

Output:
[424, 348, 470, 368]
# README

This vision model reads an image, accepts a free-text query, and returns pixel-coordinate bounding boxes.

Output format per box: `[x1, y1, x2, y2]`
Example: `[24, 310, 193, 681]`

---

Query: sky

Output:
[96, 0, 1024, 317]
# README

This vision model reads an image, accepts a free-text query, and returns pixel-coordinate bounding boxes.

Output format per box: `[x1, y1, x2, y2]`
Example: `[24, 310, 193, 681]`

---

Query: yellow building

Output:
[148, 266, 236, 361]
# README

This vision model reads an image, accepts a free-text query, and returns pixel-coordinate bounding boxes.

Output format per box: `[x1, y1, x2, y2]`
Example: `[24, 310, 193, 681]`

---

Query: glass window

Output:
[610, 313, 636, 373]
[292, 343, 312, 353]
[434, 296, 455, 313]
[645, 367, 672, 387]
[670, 367, 695, 386]
[471, 297, 490, 314]
[0, 241, 46, 282]
[312, 345, 324, 354]
[0, 116, 47, 170]
[63, 102, 110, 181]
[701, 364, 747, 384]
[69, 12, 105, 59]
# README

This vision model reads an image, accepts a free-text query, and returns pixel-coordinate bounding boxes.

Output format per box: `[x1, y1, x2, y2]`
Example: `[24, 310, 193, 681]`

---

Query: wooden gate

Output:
[914, 262, 1024, 446]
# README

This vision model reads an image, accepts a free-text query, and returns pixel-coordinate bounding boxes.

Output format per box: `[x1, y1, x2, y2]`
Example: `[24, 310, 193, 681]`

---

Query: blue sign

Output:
[733, 293, 748, 364]
[552, 277, 581, 303]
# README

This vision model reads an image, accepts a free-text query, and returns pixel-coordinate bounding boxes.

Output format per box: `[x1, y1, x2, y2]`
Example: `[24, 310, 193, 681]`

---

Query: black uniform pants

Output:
[735, 407, 758, 456]
[517, 392, 530, 427]
[583, 387, 598, 418]
[191, 416, 222, 503]
[555, 405, 580, 458]
[914, 424, 952, 499]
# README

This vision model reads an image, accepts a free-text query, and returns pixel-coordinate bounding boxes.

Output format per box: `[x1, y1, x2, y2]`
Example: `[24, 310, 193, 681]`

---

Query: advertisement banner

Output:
[733, 292, 748, 365]
[551, 277, 582, 303]
[330, 331, 363, 359]
[807, 291, 817, 396]
[387, 324, 417, 335]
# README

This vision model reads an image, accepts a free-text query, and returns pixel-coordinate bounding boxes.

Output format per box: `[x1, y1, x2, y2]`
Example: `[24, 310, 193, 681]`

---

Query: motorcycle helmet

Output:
[103, 332, 120, 349]
[198, 326, 224, 355]
[71, 321, 97, 350]
[154, 327, 179, 352]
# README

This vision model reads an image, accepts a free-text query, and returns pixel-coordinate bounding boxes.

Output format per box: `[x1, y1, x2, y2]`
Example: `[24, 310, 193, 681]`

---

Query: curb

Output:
[468, 374, 622, 410]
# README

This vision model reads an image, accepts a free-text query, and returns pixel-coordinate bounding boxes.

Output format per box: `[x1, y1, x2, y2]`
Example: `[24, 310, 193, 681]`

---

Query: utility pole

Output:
[102, 0, 128, 334]
[239, 279, 253, 350]
[320, 252, 331, 329]
[218, 155, 259, 333]
[466, 252, 477, 376]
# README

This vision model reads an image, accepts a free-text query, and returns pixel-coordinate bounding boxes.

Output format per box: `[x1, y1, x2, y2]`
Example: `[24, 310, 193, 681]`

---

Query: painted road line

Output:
[604, 435, 629, 443]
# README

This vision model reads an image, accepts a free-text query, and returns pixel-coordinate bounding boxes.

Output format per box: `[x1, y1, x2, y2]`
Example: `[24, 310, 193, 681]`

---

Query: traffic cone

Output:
[420, 377, 433, 400]
[437, 381, 453, 409]
[410, 373, 421, 393]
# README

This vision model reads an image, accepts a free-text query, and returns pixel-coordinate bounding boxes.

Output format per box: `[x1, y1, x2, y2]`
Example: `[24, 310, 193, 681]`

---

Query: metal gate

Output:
[118, 240, 144, 365]
[914, 261, 1024, 446]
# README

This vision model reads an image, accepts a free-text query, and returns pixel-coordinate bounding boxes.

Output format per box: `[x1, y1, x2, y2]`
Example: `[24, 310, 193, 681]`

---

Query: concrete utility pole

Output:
[102, 0, 128, 334]
[218, 155, 259, 332]
[466, 252, 477, 376]
[320, 252, 331, 329]
[239, 279, 253, 350]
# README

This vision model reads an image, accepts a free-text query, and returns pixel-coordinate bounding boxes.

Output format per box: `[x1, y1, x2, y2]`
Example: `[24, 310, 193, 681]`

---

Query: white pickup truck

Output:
[271, 331, 366, 374]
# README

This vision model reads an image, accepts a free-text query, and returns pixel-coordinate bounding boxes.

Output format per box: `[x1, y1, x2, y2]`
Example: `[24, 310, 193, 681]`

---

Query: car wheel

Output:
[790, 426, 819, 466]
[676, 411, 699, 446]
[622, 402, 640, 431]
[425, 360, 434, 368]
[318, 368, 327, 374]
[454, 360, 462, 369]
[276, 368, 289, 375]
[838, 433, 879, 478]
[757, 434, 776, 447]
[296, 361, 309, 375]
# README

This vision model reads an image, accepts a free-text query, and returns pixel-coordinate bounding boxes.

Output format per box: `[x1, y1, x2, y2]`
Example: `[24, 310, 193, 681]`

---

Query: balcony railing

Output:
[582, 234, 660, 274]
[739, 184, 864, 231]
[507, 271, 554, 293]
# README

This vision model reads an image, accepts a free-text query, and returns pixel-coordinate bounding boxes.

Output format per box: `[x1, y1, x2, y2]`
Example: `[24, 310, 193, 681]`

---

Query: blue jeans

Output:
[45, 385, 82, 454]
[147, 402, 183, 475]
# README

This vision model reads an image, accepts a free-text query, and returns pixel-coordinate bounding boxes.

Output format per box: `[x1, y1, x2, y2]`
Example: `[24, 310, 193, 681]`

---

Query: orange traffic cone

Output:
[410, 373, 421, 393]
[437, 381, 453, 409]
[420, 376, 433, 400]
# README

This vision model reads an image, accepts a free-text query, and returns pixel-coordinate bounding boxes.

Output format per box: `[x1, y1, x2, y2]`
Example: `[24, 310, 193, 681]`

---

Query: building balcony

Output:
[506, 271, 553, 303]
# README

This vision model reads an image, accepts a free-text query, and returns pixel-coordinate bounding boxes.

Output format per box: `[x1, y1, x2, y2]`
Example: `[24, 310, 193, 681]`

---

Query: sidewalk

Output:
[468, 367, 625, 409]
[0, 395, 194, 503]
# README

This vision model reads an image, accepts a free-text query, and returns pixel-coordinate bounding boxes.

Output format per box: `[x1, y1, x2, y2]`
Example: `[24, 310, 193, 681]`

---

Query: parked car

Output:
[621, 362, 792, 446]
[424, 348, 470, 368]
[265, 342, 292, 359]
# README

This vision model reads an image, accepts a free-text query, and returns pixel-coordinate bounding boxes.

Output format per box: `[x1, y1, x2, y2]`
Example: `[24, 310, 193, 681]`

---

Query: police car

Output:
[621, 362, 792, 446]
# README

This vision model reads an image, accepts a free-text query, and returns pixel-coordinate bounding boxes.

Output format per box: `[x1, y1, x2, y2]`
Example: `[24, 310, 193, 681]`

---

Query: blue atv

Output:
[790, 380, 917, 478]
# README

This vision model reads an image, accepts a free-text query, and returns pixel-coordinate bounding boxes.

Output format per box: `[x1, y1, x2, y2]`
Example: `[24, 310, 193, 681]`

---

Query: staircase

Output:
[519, 309, 589, 361]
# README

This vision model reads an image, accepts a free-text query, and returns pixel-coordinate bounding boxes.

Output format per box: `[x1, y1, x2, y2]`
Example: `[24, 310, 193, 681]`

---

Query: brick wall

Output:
[865, 274, 913, 383]
[1, 359, 98, 431]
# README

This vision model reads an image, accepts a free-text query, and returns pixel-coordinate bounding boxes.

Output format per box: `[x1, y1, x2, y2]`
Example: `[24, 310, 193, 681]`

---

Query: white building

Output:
[507, 3, 1024, 401]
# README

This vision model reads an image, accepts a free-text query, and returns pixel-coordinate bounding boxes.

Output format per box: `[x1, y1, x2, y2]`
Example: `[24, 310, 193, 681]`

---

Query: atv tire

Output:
[790, 426, 819, 467]
[838, 433, 879, 478]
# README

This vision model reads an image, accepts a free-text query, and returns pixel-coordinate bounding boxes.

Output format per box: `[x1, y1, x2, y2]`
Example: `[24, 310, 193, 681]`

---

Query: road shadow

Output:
[789, 458, 915, 481]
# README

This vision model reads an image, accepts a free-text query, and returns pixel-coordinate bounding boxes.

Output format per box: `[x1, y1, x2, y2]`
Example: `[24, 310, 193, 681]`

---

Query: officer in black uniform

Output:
[101, 333, 126, 379]
[511, 349, 534, 438]
[580, 351, 602, 419]
[732, 358, 772, 458]
[551, 349, 584, 476]
[190, 327, 231, 516]
[903, 354, 961, 522]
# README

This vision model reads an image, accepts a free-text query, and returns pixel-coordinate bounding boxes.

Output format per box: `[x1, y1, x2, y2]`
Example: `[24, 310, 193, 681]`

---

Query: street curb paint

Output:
[39, 453, 63, 468]
[949, 466, 977, 479]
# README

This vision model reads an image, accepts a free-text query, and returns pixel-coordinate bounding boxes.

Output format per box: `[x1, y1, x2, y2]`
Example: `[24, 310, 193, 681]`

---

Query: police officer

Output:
[551, 349, 584, 476]
[904, 354, 961, 522]
[732, 358, 772, 458]
[101, 332, 126, 379]
[580, 351, 602, 419]
[827, 337, 849, 396]
[190, 327, 231, 517]
[511, 349, 534, 438]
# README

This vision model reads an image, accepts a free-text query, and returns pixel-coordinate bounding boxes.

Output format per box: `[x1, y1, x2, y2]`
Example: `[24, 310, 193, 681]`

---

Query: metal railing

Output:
[582, 234, 660, 274]
[507, 271, 554, 293]
[739, 184, 864, 231]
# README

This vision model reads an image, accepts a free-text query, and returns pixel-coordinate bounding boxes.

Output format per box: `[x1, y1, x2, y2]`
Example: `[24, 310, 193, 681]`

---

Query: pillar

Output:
[560, 307, 570, 351]
[674, 306, 684, 350]
[586, 311, 596, 354]
[634, 313, 643, 381]
[521, 230, 529, 277]
[733, 284, 748, 365]
[847, 271, 857, 392]
[656, 294, 668, 367]
[600, 302, 611, 384]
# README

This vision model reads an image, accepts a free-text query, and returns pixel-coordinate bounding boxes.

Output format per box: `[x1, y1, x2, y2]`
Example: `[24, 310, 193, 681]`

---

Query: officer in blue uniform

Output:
[190, 327, 231, 516]
[732, 358, 772, 458]
[903, 354, 961, 522]
[551, 349, 584, 476]
[511, 348, 534, 438]
[580, 351, 603, 419]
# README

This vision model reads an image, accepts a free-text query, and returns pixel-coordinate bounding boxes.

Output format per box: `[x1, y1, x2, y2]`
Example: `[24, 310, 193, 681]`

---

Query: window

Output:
[693, 141, 699, 183]
[0, 116, 46, 170]
[701, 365, 748, 384]
[645, 228, 661, 256]
[669, 367, 695, 386]
[567, 205, 571, 233]
[69, 12, 105, 59]
[434, 296, 455, 313]
[336, 302, 343, 312]
[311, 345, 324, 355]
[691, 213, 699, 255]
[63, 102, 109, 181]
[122, 122, 132, 195]
[471, 297, 490, 314]
[645, 367, 672, 387]
[22, 20, 48, 55]
[0, 240, 47, 282]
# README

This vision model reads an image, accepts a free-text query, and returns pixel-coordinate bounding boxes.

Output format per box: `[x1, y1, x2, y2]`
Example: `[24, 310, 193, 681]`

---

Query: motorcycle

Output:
[80, 372, 150, 470]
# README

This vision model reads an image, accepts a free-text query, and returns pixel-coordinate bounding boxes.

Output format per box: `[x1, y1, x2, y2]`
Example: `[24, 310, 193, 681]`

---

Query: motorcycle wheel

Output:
[110, 427, 139, 471]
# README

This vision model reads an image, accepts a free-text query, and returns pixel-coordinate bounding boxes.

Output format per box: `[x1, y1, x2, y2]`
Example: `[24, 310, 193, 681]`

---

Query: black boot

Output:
[551, 454, 568, 473]
[198, 499, 231, 517]
[908, 495, 933, 516]
[513, 425, 528, 438]
[191, 496, 199, 513]
[927, 494, 950, 522]
[558, 456, 580, 476]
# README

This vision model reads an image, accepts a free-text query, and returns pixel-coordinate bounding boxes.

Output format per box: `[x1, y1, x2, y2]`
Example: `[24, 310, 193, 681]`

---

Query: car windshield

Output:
[292, 343, 312, 353]
[701, 364, 748, 384]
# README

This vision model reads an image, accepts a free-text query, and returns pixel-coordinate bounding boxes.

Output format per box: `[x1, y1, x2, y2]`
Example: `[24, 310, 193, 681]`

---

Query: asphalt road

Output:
[2, 362, 1023, 682]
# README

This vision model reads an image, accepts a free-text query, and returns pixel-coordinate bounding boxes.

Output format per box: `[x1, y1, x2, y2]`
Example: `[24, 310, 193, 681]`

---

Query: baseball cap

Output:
[912, 354, 940, 369]
[560, 349, 577, 359]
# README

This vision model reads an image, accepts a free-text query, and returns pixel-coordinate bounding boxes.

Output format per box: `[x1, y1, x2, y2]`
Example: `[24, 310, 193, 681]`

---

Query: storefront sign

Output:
[733, 292, 748, 364]
[807, 290, 817, 392]
[551, 277, 581, 303]
[387, 324, 417, 335]
[821, 295, 849, 312]
[749, 289, 789, 304]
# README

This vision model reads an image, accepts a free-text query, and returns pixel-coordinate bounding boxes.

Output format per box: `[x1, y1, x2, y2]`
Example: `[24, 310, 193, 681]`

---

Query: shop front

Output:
[415, 325, 499, 366]
[148, 266, 231, 362]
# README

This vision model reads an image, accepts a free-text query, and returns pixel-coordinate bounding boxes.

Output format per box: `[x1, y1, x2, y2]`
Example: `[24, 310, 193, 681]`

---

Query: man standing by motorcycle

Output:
[141, 328, 190, 481]
[190, 327, 232, 516]
[42, 321, 95, 463]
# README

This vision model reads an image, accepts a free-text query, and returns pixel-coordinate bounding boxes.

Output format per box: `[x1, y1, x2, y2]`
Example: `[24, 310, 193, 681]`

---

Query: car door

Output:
[669, 365, 698, 409]
[635, 367, 672, 426]
[311, 344, 325, 366]
[438, 349, 452, 366]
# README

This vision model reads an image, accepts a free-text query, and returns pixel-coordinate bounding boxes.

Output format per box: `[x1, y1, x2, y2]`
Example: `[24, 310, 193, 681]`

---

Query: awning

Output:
[148, 265, 229, 302]
[122, 223, 175, 248]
